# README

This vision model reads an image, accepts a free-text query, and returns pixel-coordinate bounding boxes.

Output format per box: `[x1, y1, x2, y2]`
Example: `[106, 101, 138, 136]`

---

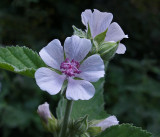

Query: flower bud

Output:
[37, 102, 58, 133]
[98, 41, 118, 61]
[94, 116, 119, 131]
[37, 102, 52, 124]
[87, 115, 119, 136]
[68, 115, 88, 136]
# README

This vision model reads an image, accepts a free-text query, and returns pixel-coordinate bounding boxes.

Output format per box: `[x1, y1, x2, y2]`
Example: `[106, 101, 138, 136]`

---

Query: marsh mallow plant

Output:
[0, 9, 153, 137]
[35, 35, 104, 101]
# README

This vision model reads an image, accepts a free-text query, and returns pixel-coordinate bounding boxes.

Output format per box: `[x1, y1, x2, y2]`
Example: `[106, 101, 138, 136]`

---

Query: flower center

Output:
[60, 58, 81, 77]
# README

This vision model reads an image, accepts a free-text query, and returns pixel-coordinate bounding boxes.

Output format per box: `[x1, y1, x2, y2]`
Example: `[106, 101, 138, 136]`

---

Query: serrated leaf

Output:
[56, 78, 108, 121]
[73, 25, 87, 38]
[0, 46, 46, 77]
[97, 124, 153, 137]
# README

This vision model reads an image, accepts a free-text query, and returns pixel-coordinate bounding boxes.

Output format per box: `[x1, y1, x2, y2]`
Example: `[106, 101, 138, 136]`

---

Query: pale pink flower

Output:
[35, 35, 104, 100]
[94, 116, 119, 131]
[37, 102, 52, 123]
[81, 9, 128, 54]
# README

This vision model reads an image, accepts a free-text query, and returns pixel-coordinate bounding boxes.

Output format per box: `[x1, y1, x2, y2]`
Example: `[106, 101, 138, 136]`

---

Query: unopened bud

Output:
[37, 102, 52, 123]
[98, 41, 118, 61]
[37, 102, 58, 133]
[94, 116, 119, 131]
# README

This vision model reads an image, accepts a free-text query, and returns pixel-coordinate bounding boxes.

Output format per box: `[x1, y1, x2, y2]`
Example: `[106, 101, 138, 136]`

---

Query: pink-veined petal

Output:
[66, 78, 95, 100]
[77, 54, 105, 82]
[35, 67, 66, 95]
[116, 43, 126, 54]
[64, 35, 92, 62]
[105, 22, 128, 42]
[39, 39, 64, 70]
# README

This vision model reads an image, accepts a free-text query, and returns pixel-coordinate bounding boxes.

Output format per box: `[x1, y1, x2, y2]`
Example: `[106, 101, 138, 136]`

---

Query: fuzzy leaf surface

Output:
[0, 46, 46, 77]
[97, 124, 153, 137]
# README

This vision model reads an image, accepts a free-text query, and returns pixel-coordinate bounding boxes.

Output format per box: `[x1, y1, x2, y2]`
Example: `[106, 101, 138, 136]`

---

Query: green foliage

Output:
[0, 71, 55, 137]
[0, 0, 159, 137]
[97, 124, 153, 137]
[105, 58, 160, 137]
[73, 25, 86, 38]
[0, 46, 46, 77]
[56, 78, 108, 121]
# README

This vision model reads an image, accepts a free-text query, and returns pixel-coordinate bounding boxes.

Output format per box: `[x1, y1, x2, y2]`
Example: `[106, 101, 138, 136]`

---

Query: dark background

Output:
[0, 0, 160, 137]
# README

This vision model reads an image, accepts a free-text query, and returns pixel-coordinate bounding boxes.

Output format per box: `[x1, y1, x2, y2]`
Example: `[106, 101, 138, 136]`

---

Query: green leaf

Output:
[73, 25, 87, 38]
[94, 29, 108, 45]
[56, 78, 108, 121]
[97, 124, 153, 137]
[0, 46, 46, 77]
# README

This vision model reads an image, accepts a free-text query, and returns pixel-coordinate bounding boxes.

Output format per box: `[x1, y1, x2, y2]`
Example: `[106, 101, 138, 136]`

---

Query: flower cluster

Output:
[35, 9, 127, 101]
[35, 9, 127, 136]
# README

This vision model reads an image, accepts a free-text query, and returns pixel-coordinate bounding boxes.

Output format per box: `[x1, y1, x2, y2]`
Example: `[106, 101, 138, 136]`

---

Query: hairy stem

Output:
[59, 99, 73, 137]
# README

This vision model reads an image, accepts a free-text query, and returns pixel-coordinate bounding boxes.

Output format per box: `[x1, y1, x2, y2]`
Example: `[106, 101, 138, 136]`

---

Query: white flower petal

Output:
[116, 43, 126, 54]
[95, 116, 119, 131]
[66, 78, 95, 100]
[39, 39, 64, 70]
[77, 54, 104, 82]
[81, 9, 92, 27]
[64, 35, 92, 62]
[35, 67, 66, 95]
[105, 22, 128, 42]
[91, 9, 113, 38]
[81, 9, 113, 38]
[37, 102, 52, 123]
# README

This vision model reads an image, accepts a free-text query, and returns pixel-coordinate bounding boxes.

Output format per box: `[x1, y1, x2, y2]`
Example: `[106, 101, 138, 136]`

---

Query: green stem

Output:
[59, 100, 73, 137]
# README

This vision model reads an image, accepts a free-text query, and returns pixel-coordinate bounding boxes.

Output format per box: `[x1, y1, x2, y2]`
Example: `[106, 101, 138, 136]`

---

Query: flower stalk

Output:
[59, 99, 73, 137]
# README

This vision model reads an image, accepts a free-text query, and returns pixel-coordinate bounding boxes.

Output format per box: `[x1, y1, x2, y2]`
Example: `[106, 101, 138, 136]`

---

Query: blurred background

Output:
[0, 0, 160, 137]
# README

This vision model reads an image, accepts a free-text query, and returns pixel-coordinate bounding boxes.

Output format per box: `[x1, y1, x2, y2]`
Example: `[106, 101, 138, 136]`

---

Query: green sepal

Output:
[50, 67, 62, 75]
[74, 115, 89, 135]
[73, 25, 87, 38]
[68, 115, 89, 136]
[94, 28, 108, 45]
[60, 80, 68, 95]
[87, 118, 109, 136]
[98, 41, 118, 61]
[87, 126, 102, 137]
[90, 39, 99, 54]
[87, 23, 92, 39]
[81, 132, 90, 137]
[41, 114, 58, 133]
[47, 117, 58, 133]
[88, 119, 105, 126]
